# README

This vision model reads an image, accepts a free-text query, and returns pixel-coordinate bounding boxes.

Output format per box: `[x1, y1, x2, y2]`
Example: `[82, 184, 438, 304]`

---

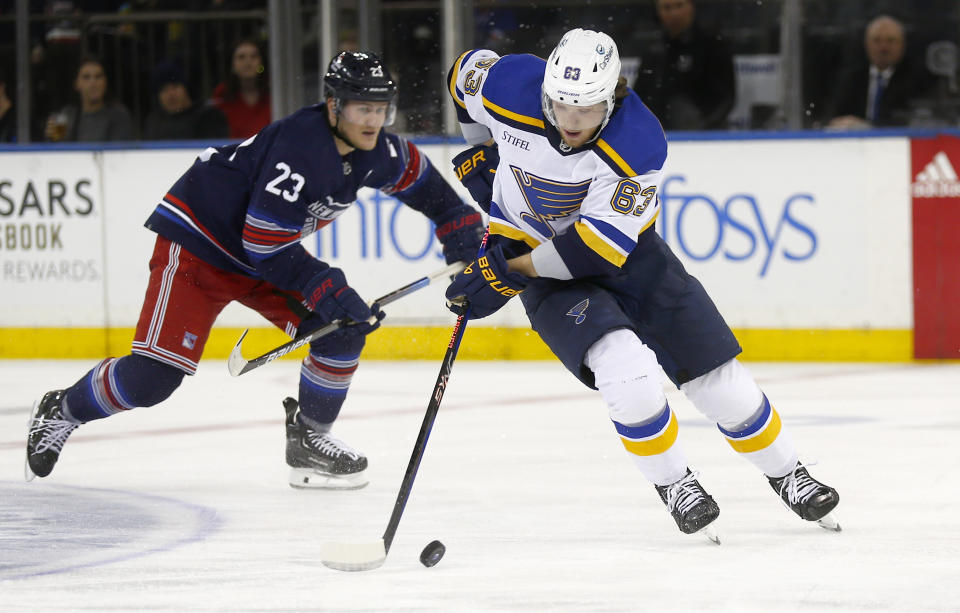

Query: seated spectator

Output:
[210, 38, 271, 139]
[633, 0, 736, 130]
[143, 61, 229, 141]
[0, 66, 16, 142]
[827, 15, 924, 129]
[44, 56, 134, 142]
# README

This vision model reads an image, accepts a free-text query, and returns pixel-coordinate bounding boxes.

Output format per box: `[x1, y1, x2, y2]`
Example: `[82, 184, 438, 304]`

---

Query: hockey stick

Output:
[319, 235, 487, 572]
[319, 303, 471, 571]
[226, 261, 466, 377]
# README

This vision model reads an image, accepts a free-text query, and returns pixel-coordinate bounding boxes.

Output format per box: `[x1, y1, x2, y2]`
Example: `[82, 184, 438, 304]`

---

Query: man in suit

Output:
[827, 15, 921, 129]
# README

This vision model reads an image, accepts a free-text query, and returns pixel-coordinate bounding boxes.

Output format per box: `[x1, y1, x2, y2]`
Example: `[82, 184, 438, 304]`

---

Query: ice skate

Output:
[25, 390, 79, 481]
[655, 469, 721, 544]
[768, 462, 841, 531]
[283, 397, 368, 490]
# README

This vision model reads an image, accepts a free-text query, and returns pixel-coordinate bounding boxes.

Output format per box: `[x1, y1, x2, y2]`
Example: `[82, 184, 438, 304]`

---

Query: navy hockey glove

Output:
[445, 245, 527, 319]
[303, 268, 372, 324]
[299, 303, 386, 355]
[434, 205, 484, 265]
[452, 144, 498, 213]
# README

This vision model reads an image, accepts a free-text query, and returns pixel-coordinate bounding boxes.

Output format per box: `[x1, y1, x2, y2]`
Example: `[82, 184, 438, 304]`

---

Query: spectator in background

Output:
[144, 61, 229, 141]
[45, 56, 135, 142]
[827, 15, 923, 129]
[0, 65, 16, 142]
[633, 0, 736, 130]
[210, 38, 271, 139]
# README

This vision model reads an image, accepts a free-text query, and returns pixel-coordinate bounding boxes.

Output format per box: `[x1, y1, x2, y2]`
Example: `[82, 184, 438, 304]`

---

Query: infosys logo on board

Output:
[913, 151, 960, 198]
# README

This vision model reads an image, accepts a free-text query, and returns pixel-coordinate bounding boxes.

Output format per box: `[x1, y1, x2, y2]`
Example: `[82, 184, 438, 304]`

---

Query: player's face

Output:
[550, 100, 607, 148]
[337, 100, 390, 150]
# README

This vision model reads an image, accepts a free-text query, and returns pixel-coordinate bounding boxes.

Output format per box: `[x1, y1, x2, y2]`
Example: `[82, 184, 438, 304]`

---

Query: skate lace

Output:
[778, 462, 821, 506]
[33, 417, 78, 454]
[306, 430, 360, 460]
[664, 471, 706, 515]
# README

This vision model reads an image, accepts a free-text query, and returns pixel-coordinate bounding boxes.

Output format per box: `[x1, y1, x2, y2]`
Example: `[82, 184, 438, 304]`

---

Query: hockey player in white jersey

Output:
[445, 28, 840, 540]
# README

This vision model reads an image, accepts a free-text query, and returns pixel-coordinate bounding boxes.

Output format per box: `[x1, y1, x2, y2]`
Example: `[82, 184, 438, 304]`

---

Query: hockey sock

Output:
[62, 354, 185, 423]
[716, 394, 798, 478]
[297, 350, 360, 427]
[613, 402, 690, 486]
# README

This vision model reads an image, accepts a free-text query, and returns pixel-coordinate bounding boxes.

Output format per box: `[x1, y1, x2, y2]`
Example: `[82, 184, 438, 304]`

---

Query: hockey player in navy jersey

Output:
[445, 29, 840, 539]
[26, 51, 484, 490]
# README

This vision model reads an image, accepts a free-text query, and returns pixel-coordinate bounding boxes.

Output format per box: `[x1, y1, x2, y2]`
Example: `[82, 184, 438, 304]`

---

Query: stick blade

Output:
[226, 329, 250, 377]
[320, 539, 387, 572]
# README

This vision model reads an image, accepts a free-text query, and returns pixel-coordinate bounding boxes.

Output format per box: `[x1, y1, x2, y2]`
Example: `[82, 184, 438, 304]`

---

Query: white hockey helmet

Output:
[542, 28, 621, 138]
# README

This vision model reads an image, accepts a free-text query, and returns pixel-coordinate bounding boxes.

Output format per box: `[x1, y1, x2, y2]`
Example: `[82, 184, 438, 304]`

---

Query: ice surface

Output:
[2, 359, 959, 611]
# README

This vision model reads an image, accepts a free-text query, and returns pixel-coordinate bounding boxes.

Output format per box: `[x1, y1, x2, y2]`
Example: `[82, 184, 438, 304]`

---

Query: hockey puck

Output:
[419, 540, 446, 567]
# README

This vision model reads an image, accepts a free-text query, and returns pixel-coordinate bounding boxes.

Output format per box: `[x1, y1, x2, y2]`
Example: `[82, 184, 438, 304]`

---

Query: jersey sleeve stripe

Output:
[481, 96, 545, 131]
[448, 50, 474, 110]
[573, 220, 629, 267]
[580, 215, 637, 253]
[382, 139, 427, 194]
[489, 220, 542, 249]
[595, 138, 638, 177]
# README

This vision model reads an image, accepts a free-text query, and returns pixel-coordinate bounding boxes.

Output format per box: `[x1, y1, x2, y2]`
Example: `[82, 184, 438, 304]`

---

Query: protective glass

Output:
[543, 96, 609, 132]
[339, 99, 397, 127]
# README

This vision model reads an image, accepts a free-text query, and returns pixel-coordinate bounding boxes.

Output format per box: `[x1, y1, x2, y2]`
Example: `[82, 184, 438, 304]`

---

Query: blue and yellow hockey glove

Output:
[445, 245, 527, 319]
[452, 144, 498, 213]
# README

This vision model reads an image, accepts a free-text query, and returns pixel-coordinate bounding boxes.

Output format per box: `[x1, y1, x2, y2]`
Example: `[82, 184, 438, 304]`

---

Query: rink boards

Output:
[0, 133, 949, 361]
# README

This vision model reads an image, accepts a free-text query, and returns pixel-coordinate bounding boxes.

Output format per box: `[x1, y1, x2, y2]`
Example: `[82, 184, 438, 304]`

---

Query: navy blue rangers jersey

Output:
[448, 50, 667, 279]
[145, 104, 462, 293]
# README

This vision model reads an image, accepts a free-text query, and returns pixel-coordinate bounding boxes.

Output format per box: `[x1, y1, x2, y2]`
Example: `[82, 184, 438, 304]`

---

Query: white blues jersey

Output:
[448, 49, 668, 279]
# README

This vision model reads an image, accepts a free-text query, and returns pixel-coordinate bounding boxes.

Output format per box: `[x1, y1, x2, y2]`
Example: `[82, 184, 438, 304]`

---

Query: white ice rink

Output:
[2, 357, 959, 612]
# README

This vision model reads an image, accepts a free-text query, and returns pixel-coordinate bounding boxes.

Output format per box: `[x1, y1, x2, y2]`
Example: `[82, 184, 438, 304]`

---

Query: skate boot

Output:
[283, 397, 368, 490]
[768, 462, 841, 531]
[655, 469, 720, 543]
[25, 390, 79, 481]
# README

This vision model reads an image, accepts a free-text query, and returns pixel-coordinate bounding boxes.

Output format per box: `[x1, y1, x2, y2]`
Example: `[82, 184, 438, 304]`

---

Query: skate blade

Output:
[698, 522, 721, 545]
[320, 539, 387, 572]
[288, 467, 369, 490]
[816, 512, 841, 532]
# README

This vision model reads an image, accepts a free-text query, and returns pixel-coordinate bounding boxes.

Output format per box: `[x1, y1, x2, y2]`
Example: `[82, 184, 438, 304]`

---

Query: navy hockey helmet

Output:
[323, 51, 398, 125]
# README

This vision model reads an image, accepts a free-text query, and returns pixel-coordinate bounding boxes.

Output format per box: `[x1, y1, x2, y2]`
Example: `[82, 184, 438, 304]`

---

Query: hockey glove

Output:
[434, 205, 484, 265]
[299, 303, 386, 356]
[452, 144, 498, 213]
[303, 267, 372, 324]
[445, 245, 527, 319]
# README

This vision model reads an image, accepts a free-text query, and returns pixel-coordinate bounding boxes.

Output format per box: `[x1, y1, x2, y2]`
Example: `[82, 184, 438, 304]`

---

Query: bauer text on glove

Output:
[303, 268, 372, 324]
[444, 245, 527, 319]
[434, 205, 484, 265]
[452, 144, 498, 213]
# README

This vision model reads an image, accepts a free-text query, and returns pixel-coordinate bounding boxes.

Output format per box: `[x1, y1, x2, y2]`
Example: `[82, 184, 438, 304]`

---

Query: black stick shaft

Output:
[381, 306, 470, 552]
